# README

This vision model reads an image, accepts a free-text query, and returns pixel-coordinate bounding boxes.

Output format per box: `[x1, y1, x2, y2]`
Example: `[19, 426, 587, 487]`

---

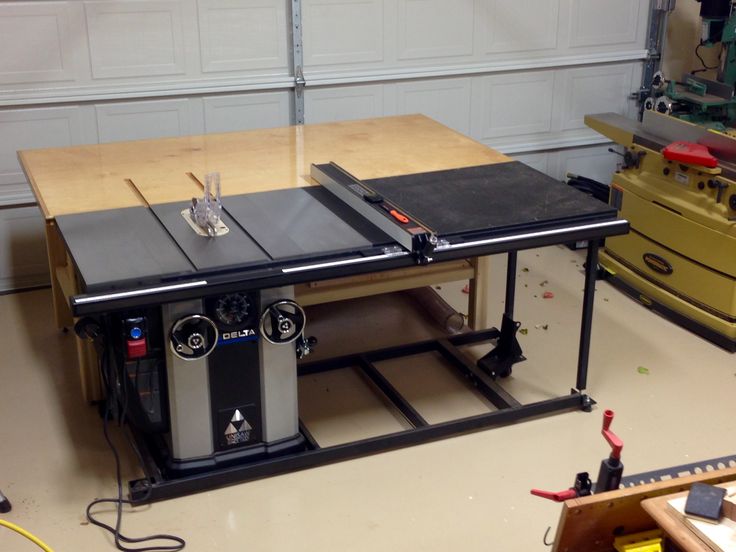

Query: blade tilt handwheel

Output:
[259, 300, 306, 345]
[170, 314, 218, 360]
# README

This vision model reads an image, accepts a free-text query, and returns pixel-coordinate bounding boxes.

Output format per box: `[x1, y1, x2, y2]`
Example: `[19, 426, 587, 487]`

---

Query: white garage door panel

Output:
[568, 0, 642, 49]
[0, 0, 293, 103]
[560, 63, 636, 131]
[0, 205, 49, 292]
[303, 0, 647, 78]
[303, 0, 385, 66]
[397, 0, 475, 60]
[305, 84, 385, 123]
[473, 71, 555, 139]
[483, 0, 559, 54]
[198, 0, 288, 74]
[0, 1, 76, 85]
[95, 99, 196, 143]
[395, 78, 471, 135]
[203, 92, 292, 133]
[85, 0, 188, 79]
[0, 106, 92, 191]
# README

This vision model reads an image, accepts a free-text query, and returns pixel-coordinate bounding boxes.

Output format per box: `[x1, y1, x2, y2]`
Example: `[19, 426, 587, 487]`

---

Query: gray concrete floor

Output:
[1, 245, 734, 551]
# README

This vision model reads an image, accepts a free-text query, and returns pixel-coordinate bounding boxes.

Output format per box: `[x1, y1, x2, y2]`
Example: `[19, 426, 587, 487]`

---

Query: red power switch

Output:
[662, 141, 718, 168]
[126, 338, 147, 359]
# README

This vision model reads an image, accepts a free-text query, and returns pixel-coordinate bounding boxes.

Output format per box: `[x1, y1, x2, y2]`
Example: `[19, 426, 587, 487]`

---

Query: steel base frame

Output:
[130, 242, 603, 502]
[130, 328, 594, 503]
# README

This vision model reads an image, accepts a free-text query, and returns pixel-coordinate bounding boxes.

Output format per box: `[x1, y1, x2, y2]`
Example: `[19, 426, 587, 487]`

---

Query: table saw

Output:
[19, 115, 628, 501]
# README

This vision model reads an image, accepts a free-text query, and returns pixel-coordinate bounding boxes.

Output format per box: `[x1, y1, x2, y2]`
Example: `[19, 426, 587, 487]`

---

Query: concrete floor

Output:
[1, 244, 734, 551]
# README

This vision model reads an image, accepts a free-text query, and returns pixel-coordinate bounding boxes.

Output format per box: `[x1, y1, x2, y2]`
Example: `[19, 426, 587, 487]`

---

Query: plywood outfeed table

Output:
[18, 114, 508, 402]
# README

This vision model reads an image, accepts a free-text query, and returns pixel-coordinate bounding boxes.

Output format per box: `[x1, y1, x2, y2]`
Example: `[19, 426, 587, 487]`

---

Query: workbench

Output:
[19, 115, 506, 402]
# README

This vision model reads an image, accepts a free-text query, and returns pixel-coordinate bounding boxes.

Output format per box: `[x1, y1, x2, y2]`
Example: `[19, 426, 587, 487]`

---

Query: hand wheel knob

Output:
[259, 300, 306, 345]
[170, 314, 218, 360]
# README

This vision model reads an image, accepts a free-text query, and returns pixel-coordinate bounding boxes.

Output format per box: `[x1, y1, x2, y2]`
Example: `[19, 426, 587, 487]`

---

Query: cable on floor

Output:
[0, 518, 54, 552]
[79, 319, 185, 551]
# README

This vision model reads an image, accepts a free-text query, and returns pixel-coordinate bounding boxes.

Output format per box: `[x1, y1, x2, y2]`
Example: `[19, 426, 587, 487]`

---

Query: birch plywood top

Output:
[18, 115, 510, 219]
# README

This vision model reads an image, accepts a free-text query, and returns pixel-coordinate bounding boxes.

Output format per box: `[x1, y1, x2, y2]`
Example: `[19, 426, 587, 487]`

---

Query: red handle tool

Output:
[602, 409, 623, 460]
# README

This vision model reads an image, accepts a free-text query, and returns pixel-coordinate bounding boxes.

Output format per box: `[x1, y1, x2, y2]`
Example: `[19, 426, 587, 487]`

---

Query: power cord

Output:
[79, 319, 185, 551]
[0, 519, 54, 551]
[693, 41, 722, 73]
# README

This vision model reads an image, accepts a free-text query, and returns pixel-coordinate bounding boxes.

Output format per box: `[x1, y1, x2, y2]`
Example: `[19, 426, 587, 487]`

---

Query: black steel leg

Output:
[576, 241, 599, 392]
[477, 252, 525, 379]
[504, 250, 518, 316]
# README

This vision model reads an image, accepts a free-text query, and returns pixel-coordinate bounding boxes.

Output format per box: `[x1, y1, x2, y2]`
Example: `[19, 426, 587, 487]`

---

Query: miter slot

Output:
[125, 178, 150, 208]
[151, 202, 270, 271]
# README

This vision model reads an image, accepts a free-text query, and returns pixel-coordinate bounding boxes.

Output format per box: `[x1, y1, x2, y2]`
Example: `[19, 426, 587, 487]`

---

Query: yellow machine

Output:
[586, 111, 736, 351]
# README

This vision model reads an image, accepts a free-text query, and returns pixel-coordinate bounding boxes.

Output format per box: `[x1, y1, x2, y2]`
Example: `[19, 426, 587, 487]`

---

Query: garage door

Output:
[0, 0, 648, 291]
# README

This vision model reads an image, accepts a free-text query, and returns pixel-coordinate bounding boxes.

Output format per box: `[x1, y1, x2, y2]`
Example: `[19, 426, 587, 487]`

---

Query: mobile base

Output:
[130, 328, 594, 503]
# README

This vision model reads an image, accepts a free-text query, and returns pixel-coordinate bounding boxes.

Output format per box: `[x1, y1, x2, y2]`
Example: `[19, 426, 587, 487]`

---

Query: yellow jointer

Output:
[586, 112, 736, 351]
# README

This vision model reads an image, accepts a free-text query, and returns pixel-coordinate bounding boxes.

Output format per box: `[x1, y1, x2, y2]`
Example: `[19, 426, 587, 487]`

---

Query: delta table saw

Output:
[19, 115, 628, 500]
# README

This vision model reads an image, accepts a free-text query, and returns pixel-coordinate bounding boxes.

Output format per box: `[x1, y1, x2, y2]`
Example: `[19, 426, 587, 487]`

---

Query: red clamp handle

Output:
[530, 488, 578, 502]
[602, 409, 623, 460]
[662, 141, 718, 168]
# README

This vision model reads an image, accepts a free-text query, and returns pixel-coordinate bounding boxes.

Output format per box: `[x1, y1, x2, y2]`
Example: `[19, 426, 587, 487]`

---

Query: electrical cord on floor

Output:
[0, 519, 54, 551]
[82, 325, 185, 552]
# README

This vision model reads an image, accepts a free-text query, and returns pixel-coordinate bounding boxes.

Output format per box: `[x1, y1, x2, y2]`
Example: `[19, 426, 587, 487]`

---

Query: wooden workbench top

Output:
[18, 114, 510, 219]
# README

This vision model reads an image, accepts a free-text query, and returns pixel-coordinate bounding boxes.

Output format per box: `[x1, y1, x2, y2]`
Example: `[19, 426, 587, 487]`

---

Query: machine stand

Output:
[477, 313, 526, 379]
[576, 390, 595, 412]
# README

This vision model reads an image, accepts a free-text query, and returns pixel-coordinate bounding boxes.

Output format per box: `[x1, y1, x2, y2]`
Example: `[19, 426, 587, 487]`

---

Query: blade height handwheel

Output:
[259, 300, 306, 345]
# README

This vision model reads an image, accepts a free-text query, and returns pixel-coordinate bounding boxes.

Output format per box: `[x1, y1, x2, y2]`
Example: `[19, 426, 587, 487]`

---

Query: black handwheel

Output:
[169, 314, 218, 360]
[259, 300, 306, 345]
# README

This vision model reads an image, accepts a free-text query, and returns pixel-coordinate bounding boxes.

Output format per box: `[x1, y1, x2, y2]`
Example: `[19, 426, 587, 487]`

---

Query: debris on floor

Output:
[539, 280, 548, 286]
[637, 366, 650, 375]
[543, 291, 554, 299]
[522, 267, 529, 272]
[461, 284, 470, 294]
[520, 328, 528, 335]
